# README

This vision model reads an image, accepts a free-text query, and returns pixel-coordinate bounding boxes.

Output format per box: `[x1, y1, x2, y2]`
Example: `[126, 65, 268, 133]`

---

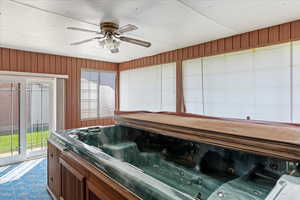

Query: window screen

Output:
[80, 69, 116, 119]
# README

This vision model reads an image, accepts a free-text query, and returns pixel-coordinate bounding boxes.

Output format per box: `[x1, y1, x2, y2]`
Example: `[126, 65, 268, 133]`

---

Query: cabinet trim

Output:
[48, 140, 140, 200]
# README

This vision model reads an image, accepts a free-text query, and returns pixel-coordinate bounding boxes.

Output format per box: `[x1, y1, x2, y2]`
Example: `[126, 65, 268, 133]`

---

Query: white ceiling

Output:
[1, 0, 300, 63]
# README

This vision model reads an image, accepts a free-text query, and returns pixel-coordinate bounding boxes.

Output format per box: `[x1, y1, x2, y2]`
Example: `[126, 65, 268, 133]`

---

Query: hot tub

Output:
[50, 124, 300, 200]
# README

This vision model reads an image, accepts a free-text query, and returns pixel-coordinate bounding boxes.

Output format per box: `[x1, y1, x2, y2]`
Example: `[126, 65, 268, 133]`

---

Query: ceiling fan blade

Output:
[70, 37, 101, 46]
[117, 24, 138, 34]
[67, 27, 101, 34]
[119, 36, 151, 48]
[110, 48, 119, 53]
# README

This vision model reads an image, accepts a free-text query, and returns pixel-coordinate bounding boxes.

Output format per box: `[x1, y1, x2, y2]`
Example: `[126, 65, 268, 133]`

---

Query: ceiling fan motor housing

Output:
[100, 22, 119, 33]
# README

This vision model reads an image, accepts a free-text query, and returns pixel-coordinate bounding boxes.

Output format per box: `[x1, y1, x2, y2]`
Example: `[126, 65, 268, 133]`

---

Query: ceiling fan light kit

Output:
[67, 22, 151, 53]
[98, 37, 120, 53]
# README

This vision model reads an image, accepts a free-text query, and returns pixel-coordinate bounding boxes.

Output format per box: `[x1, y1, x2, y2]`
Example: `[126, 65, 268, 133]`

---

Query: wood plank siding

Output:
[2, 19, 300, 128]
[0, 48, 118, 129]
[119, 19, 300, 71]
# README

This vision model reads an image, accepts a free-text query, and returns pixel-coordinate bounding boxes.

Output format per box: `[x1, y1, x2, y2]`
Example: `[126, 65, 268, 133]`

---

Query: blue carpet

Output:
[0, 158, 52, 200]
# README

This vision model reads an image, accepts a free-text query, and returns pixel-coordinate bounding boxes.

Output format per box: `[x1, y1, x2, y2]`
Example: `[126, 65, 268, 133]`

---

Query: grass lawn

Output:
[0, 131, 49, 154]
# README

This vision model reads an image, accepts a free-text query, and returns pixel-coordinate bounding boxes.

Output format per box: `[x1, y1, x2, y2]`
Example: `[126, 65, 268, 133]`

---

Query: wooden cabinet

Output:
[47, 140, 140, 200]
[86, 179, 127, 200]
[87, 191, 102, 200]
[59, 158, 85, 200]
[48, 142, 60, 199]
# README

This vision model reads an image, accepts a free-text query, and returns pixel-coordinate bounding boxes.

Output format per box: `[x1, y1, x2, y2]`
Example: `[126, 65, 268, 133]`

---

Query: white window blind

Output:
[253, 43, 291, 122]
[203, 54, 227, 117]
[183, 43, 292, 122]
[292, 41, 300, 123]
[161, 63, 176, 111]
[80, 69, 116, 119]
[203, 50, 254, 119]
[120, 63, 176, 112]
[182, 58, 204, 115]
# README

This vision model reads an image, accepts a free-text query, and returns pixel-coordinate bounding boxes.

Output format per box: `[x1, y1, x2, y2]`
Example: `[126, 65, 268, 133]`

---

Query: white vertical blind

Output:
[120, 63, 176, 112]
[182, 58, 204, 114]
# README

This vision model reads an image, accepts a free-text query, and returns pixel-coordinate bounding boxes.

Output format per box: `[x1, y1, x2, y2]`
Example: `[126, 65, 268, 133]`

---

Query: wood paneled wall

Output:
[0, 48, 118, 129]
[2, 19, 300, 128]
[119, 19, 300, 71]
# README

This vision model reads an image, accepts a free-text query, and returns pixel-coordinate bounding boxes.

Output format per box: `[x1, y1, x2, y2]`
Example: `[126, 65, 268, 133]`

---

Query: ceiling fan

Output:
[67, 22, 151, 53]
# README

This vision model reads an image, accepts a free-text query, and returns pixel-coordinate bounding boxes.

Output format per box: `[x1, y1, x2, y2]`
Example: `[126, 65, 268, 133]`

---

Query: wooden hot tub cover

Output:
[115, 111, 300, 161]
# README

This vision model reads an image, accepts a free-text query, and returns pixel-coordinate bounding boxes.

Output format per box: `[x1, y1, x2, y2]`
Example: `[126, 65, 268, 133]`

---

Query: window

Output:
[80, 69, 116, 119]
[183, 58, 204, 115]
[292, 41, 300, 123]
[0, 76, 55, 165]
[120, 63, 176, 112]
[252, 43, 291, 122]
[203, 50, 255, 119]
[183, 43, 292, 122]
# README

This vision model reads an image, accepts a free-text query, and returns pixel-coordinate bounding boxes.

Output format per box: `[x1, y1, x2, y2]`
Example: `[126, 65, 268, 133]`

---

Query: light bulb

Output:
[99, 38, 120, 51]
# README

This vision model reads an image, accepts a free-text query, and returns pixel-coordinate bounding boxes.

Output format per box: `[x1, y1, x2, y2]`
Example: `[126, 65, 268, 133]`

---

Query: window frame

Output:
[80, 68, 116, 120]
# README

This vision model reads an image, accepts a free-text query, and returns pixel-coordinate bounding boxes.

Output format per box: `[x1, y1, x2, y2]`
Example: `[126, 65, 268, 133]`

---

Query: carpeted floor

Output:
[0, 158, 51, 200]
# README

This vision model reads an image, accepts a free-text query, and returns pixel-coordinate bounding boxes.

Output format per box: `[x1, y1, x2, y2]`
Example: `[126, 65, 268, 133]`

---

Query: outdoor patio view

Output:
[0, 82, 19, 158]
[26, 83, 50, 154]
[0, 82, 50, 158]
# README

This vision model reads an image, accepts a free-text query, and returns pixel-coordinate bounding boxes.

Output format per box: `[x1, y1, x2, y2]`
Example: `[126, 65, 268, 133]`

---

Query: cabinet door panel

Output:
[48, 142, 60, 198]
[60, 158, 85, 200]
[88, 191, 102, 200]
[86, 179, 126, 200]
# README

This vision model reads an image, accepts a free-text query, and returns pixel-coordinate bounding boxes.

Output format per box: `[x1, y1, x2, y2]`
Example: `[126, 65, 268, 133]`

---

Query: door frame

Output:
[0, 75, 56, 166]
[25, 77, 56, 158]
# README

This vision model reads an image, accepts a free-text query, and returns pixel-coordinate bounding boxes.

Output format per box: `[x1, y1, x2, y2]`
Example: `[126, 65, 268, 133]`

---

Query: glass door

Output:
[0, 82, 21, 162]
[26, 81, 53, 157]
[0, 76, 55, 165]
